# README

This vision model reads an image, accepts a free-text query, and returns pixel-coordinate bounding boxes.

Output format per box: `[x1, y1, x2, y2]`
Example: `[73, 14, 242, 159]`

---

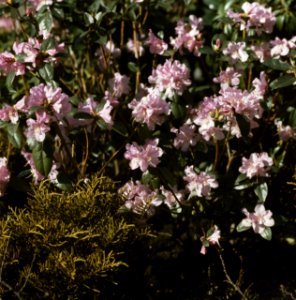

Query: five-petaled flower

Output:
[200, 225, 221, 255]
[237, 204, 275, 239]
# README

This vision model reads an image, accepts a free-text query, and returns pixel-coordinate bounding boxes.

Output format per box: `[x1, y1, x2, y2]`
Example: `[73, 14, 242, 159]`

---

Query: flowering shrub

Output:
[0, 0, 295, 298]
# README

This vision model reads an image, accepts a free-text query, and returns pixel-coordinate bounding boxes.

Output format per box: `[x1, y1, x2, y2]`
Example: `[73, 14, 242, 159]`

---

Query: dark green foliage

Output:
[0, 176, 151, 299]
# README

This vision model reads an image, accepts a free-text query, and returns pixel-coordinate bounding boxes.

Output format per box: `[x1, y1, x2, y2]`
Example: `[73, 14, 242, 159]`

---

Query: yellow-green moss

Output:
[0, 175, 151, 299]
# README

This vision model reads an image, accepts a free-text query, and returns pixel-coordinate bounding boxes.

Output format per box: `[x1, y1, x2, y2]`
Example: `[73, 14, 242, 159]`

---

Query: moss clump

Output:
[0, 176, 151, 299]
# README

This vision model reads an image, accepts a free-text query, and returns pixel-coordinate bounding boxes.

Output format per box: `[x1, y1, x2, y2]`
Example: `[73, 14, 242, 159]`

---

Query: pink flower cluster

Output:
[145, 29, 168, 55]
[239, 152, 273, 178]
[239, 204, 275, 235]
[171, 123, 200, 152]
[227, 2, 276, 35]
[124, 139, 163, 172]
[223, 41, 248, 64]
[183, 166, 218, 198]
[78, 96, 114, 128]
[0, 37, 64, 75]
[275, 120, 295, 141]
[251, 37, 296, 62]
[190, 71, 266, 140]
[119, 180, 162, 216]
[171, 15, 204, 56]
[128, 89, 170, 130]
[148, 59, 191, 99]
[0, 157, 10, 197]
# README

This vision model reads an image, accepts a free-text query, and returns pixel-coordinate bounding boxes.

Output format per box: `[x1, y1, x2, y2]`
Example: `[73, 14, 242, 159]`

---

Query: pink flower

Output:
[146, 29, 168, 55]
[200, 225, 221, 255]
[183, 166, 218, 198]
[108, 72, 130, 98]
[228, 2, 275, 35]
[119, 180, 162, 216]
[128, 91, 170, 130]
[16, 84, 71, 120]
[78, 96, 114, 127]
[148, 59, 191, 99]
[239, 204, 275, 235]
[0, 105, 19, 124]
[0, 16, 15, 31]
[0, 51, 25, 75]
[0, 157, 10, 197]
[239, 152, 273, 178]
[170, 15, 203, 56]
[160, 186, 184, 214]
[275, 120, 295, 141]
[124, 139, 163, 172]
[213, 67, 241, 90]
[251, 42, 271, 63]
[270, 37, 296, 58]
[25, 110, 51, 143]
[223, 41, 248, 64]
[171, 123, 200, 151]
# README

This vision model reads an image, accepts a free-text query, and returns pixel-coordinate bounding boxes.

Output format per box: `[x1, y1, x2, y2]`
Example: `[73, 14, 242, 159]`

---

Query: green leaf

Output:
[128, 62, 139, 73]
[263, 59, 290, 71]
[38, 10, 54, 34]
[40, 37, 55, 51]
[32, 140, 54, 177]
[112, 121, 129, 137]
[171, 102, 185, 120]
[73, 112, 93, 119]
[260, 227, 272, 240]
[254, 182, 268, 203]
[84, 12, 94, 26]
[39, 63, 54, 83]
[236, 221, 250, 232]
[270, 75, 296, 90]
[6, 123, 24, 149]
[6, 71, 16, 93]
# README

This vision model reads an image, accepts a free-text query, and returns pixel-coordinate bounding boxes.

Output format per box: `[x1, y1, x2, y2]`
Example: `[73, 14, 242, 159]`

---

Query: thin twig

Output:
[218, 248, 249, 300]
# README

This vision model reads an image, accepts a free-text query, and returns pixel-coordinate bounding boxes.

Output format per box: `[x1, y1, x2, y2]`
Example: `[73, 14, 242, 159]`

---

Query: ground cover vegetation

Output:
[0, 0, 295, 298]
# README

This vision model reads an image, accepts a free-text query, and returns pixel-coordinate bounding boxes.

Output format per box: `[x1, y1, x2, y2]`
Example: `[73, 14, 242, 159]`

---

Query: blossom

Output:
[239, 152, 273, 178]
[24, 110, 51, 143]
[227, 2, 275, 35]
[183, 166, 218, 198]
[0, 157, 10, 197]
[200, 225, 221, 255]
[170, 15, 203, 56]
[108, 72, 130, 98]
[213, 67, 241, 90]
[119, 180, 162, 216]
[171, 123, 200, 151]
[270, 37, 296, 59]
[128, 90, 170, 130]
[238, 204, 275, 238]
[223, 41, 248, 64]
[275, 120, 295, 141]
[124, 139, 163, 172]
[160, 186, 184, 214]
[0, 51, 25, 75]
[16, 84, 71, 120]
[145, 29, 168, 55]
[148, 59, 191, 99]
[78, 96, 114, 127]
[0, 105, 19, 124]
